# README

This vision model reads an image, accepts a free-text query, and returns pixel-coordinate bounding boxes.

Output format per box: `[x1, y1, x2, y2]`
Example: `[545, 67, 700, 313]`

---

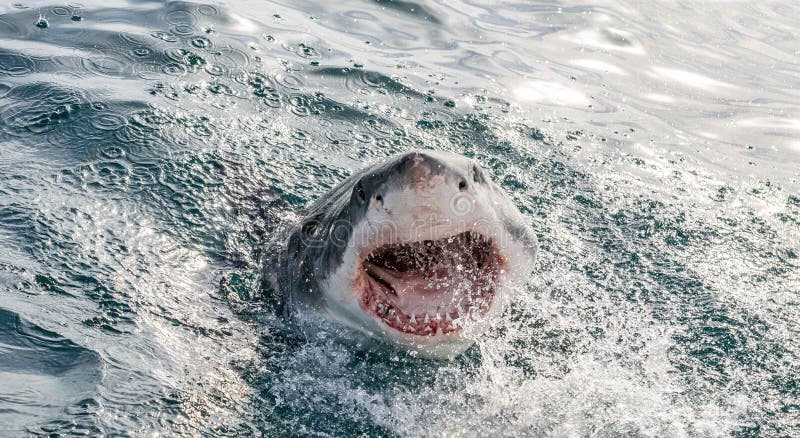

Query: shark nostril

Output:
[458, 180, 467, 191]
[355, 181, 366, 203]
[472, 164, 483, 184]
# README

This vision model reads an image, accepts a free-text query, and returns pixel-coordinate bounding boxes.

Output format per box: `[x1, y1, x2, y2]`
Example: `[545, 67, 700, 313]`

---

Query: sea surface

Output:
[0, 0, 798, 436]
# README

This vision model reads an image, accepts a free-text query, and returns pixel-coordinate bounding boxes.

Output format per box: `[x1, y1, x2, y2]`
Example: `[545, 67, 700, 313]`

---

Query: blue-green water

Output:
[1, 0, 798, 435]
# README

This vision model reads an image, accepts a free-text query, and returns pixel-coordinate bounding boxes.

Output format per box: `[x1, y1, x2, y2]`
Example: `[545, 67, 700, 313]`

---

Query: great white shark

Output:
[265, 150, 537, 359]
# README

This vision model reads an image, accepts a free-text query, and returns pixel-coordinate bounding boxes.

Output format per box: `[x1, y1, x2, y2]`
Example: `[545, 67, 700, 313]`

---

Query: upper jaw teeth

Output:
[364, 231, 493, 256]
[359, 229, 499, 336]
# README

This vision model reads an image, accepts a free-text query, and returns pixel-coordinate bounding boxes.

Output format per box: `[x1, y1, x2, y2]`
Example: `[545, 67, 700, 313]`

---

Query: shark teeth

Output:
[360, 229, 502, 337]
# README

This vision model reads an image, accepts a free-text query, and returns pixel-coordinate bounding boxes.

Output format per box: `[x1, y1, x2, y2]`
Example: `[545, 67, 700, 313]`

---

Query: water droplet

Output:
[170, 24, 194, 36]
[191, 36, 212, 49]
[197, 5, 218, 16]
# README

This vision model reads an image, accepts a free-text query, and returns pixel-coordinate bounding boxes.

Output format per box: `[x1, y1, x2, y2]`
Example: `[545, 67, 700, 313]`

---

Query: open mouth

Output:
[358, 231, 504, 336]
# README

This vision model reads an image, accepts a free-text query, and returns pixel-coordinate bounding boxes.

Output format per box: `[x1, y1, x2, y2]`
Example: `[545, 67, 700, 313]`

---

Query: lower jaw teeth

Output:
[370, 293, 492, 334]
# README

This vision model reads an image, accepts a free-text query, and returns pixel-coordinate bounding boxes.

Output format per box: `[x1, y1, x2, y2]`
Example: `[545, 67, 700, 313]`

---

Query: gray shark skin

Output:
[265, 150, 537, 359]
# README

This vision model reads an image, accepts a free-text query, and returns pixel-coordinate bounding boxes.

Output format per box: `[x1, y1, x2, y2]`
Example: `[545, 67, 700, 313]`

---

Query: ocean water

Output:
[0, 0, 798, 435]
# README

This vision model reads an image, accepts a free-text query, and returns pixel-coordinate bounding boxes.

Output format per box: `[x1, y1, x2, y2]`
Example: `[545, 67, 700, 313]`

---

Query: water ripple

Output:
[0, 309, 102, 433]
[0, 0, 797, 435]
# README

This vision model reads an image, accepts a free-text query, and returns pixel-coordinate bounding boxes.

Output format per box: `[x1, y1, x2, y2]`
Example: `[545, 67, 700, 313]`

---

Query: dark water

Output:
[1, 0, 798, 435]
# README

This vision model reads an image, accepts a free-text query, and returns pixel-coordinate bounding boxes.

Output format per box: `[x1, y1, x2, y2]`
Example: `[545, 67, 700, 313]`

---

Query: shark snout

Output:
[396, 151, 467, 194]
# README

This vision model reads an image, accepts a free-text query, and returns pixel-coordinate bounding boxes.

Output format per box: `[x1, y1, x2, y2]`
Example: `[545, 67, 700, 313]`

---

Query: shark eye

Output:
[354, 181, 366, 203]
[458, 179, 467, 191]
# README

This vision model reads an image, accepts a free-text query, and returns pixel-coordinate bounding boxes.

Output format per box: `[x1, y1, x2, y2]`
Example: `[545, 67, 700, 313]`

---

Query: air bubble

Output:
[91, 113, 128, 131]
[151, 31, 177, 42]
[275, 72, 304, 90]
[170, 24, 195, 36]
[131, 47, 153, 58]
[197, 5, 218, 16]
[165, 9, 197, 26]
[204, 63, 226, 76]
[288, 94, 311, 117]
[191, 36, 212, 49]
